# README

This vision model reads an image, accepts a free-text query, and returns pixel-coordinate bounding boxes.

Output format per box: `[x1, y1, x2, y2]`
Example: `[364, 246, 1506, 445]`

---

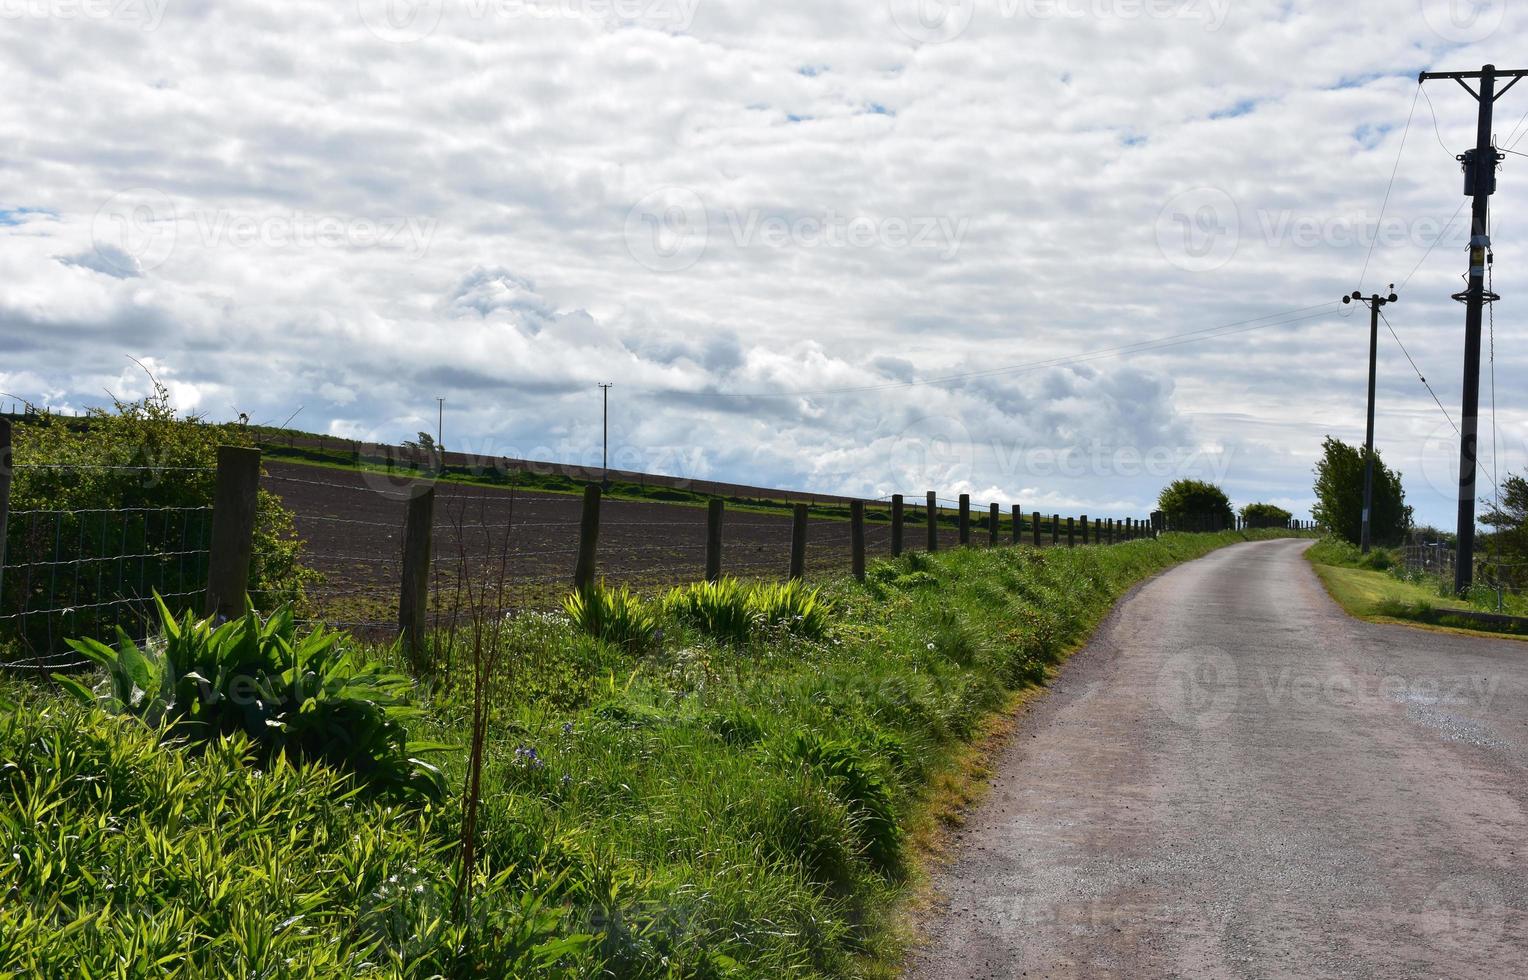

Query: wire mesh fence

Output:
[0, 463, 214, 671]
[2, 444, 1163, 665]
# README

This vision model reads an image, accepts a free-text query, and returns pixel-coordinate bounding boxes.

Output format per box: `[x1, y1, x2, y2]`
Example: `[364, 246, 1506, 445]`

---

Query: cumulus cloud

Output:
[0, 0, 1522, 522]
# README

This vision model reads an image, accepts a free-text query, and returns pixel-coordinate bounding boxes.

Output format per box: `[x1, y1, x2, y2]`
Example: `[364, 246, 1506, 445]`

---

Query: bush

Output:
[748, 581, 830, 639]
[663, 578, 754, 645]
[563, 582, 660, 654]
[1158, 479, 1234, 530]
[56, 598, 444, 800]
[1241, 502, 1293, 528]
[778, 730, 902, 876]
[5, 385, 316, 655]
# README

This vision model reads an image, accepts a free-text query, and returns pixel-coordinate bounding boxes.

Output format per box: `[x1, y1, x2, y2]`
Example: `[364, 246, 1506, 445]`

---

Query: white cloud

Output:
[0, 0, 1523, 524]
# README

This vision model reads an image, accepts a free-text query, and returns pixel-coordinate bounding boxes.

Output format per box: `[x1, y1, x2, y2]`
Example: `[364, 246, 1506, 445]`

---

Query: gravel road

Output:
[908, 538, 1528, 979]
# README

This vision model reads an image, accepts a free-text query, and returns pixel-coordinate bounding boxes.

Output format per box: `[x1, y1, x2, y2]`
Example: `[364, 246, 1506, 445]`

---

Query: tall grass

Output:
[3, 528, 1296, 977]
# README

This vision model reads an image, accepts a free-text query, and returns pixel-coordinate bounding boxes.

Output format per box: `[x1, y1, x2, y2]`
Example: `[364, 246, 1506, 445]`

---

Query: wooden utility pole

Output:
[1342, 288, 1397, 554]
[1419, 64, 1527, 591]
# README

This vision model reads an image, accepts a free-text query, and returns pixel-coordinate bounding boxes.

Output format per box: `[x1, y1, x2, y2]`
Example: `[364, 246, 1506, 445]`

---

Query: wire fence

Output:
[1, 447, 1166, 666]
[0, 463, 214, 671]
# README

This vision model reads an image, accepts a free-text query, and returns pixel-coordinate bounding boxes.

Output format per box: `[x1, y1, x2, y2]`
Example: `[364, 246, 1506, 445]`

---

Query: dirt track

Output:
[909, 538, 1528, 979]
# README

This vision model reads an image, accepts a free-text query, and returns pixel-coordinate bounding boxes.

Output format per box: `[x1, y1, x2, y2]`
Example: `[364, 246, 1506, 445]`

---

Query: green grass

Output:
[2, 529, 1302, 977]
[1306, 537, 1528, 640]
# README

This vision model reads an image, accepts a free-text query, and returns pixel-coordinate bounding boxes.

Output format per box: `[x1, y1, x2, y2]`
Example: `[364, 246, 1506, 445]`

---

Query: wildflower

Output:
[513, 745, 544, 770]
[561, 721, 574, 737]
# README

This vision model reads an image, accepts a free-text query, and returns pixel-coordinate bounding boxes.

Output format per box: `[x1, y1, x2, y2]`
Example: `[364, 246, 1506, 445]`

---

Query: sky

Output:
[1, 0, 1525, 527]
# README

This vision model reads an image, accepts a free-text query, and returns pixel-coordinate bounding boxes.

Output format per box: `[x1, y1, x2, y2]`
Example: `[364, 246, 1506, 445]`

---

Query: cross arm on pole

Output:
[1418, 68, 1528, 101]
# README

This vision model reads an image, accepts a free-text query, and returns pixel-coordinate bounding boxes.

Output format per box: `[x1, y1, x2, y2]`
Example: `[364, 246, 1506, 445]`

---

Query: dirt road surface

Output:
[909, 538, 1528, 979]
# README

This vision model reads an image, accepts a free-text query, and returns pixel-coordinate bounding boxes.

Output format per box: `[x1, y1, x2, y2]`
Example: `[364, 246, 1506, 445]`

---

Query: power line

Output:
[652, 302, 1343, 400]
[1420, 83, 1457, 160]
[1359, 85, 1421, 291]
[1377, 307, 1457, 433]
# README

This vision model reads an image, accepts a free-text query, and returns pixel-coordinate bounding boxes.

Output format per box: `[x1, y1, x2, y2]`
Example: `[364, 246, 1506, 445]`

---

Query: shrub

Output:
[563, 582, 660, 654]
[663, 578, 754, 645]
[748, 581, 830, 639]
[56, 597, 444, 800]
[1241, 502, 1293, 528]
[1158, 479, 1234, 529]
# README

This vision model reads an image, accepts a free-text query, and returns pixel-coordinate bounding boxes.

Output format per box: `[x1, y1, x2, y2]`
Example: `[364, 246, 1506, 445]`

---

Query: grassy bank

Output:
[2, 530, 1300, 978]
[1306, 538, 1528, 640]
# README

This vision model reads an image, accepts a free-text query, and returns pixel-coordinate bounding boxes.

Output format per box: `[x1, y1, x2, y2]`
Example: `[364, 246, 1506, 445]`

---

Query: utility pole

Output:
[1342, 287, 1397, 554]
[1418, 65, 1526, 592]
[597, 383, 614, 483]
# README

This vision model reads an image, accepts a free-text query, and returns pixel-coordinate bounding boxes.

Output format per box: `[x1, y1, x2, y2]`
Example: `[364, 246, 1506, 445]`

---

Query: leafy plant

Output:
[563, 582, 660, 654]
[1157, 479, 1234, 530]
[748, 580, 830, 639]
[778, 730, 902, 875]
[663, 577, 755, 645]
[1312, 435, 1412, 547]
[56, 597, 444, 800]
[1240, 502, 1293, 528]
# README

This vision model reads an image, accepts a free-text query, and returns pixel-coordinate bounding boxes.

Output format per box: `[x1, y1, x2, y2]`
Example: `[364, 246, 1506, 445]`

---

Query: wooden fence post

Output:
[706, 498, 724, 582]
[959, 494, 971, 546]
[851, 501, 866, 582]
[1081, 516, 1089, 546]
[989, 503, 999, 546]
[926, 492, 938, 552]
[0, 419, 11, 586]
[1067, 517, 1076, 548]
[398, 485, 435, 661]
[1108, 518, 1115, 545]
[205, 445, 262, 619]
[891, 494, 905, 558]
[573, 484, 602, 591]
[790, 503, 809, 580]
[1051, 514, 1060, 547]
[1032, 510, 1042, 548]
[1012, 505, 1021, 545]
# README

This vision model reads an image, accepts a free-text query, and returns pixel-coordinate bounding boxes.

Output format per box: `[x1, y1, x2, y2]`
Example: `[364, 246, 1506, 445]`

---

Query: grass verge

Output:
[2, 529, 1301, 977]
[1306, 538, 1528, 641]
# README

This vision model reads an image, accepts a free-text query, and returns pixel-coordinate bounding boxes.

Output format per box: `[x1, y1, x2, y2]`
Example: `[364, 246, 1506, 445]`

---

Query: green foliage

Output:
[1157, 479, 1234, 528]
[663, 577, 754, 645]
[1312, 435, 1412, 547]
[0, 701, 595, 978]
[747, 580, 830, 638]
[778, 730, 902, 876]
[59, 598, 444, 800]
[563, 582, 660, 654]
[4, 385, 316, 654]
[1240, 502, 1293, 528]
[10, 528, 1300, 977]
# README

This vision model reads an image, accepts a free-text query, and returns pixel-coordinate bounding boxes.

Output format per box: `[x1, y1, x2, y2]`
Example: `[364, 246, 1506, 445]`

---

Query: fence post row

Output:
[790, 503, 809, 580]
[851, 501, 866, 582]
[891, 494, 905, 558]
[398, 484, 435, 659]
[205, 445, 262, 620]
[0, 419, 10, 592]
[573, 483, 602, 591]
[959, 494, 971, 546]
[927, 491, 938, 552]
[706, 498, 724, 583]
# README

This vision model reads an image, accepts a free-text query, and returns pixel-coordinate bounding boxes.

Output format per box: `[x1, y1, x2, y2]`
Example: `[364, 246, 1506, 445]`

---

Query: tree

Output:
[1241, 502, 1292, 529]
[1311, 436, 1411, 547]
[1158, 479, 1234, 530]
[1480, 473, 1528, 588]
